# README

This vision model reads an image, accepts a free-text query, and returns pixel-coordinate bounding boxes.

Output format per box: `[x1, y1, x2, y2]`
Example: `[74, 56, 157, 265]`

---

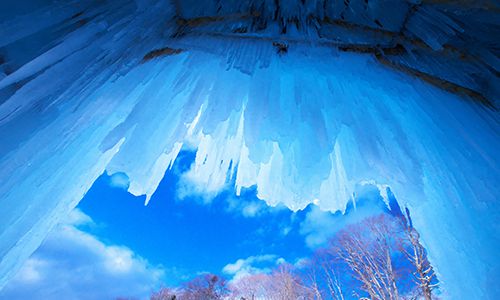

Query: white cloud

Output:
[281, 226, 292, 236]
[176, 173, 276, 219]
[222, 254, 284, 282]
[223, 259, 247, 275]
[175, 172, 221, 204]
[225, 195, 271, 218]
[299, 189, 388, 249]
[293, 257, 309, 269]
[275, 257, 286, 265]
[0, 209, 164, 300]
[108, 172, 130, 190]
[241, 201, 261, 217]
[64, 208, 93, 226]
[299, 205, 339, 248]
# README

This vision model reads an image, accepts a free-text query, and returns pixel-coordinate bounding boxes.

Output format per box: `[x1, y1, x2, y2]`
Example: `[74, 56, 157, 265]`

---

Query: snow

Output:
[0, 0, 499, 298]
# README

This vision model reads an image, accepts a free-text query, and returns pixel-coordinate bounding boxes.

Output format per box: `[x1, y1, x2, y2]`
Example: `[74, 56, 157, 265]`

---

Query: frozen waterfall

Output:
[0, 0, 498, 298]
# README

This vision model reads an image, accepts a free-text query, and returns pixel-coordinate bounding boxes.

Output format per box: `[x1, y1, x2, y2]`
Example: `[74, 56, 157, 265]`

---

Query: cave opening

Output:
[0, 0, 498, 299]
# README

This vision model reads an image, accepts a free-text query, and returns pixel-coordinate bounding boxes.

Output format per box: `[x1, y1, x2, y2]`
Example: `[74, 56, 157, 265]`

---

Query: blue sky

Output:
[0, 149, 394, 299]
[76, 150, 314, 284]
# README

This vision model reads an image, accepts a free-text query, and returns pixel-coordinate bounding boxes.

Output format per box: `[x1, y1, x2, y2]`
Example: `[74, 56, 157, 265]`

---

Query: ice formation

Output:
[0, 0, 499, 298]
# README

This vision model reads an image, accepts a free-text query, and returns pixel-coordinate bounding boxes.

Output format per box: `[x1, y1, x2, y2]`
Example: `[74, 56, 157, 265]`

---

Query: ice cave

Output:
[0, 0, 499, 298]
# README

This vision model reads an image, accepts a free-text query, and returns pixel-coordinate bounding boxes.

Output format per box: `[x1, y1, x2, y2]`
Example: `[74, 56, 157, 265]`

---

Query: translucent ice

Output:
[0, 0, 498, 299]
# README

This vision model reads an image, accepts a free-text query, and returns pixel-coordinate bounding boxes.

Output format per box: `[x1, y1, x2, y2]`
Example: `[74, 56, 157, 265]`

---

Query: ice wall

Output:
[175, 0, 500, 105]
[0, 0, 499, 298]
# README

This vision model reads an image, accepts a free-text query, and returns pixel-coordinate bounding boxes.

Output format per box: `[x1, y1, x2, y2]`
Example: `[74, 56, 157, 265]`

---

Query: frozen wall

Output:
[0, 0, 499, 298]
[174, 0, 499, 105]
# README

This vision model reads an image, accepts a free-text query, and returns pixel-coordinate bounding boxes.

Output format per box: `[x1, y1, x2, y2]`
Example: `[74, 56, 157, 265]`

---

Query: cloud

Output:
[173, 149, 229, 205]
[299, 205, 340, 248]
[176, 169, 277, 219]
[224, 195, 271, 218]
[175, 173, 221, 204]
[0, 209, 164, 300]
[64, 208, 93, 226]
[280, 225, 292, 236]
[299, 186, 389, 249]
[222, 254, 284, 282]
[170, 149, 280, 219]
[292, 257, 309, 269]
[108, 172, 130, 190]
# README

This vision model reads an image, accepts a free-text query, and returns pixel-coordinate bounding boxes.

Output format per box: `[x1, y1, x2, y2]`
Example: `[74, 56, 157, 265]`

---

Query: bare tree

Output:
[333, 215, 401, 300]
[182, 274, 229, 300]
[303, 250, 346, 300]
[229, 273, 270, 300]
[150, 287, 177, 300]
[399, 215, 437, 300]
[229, 264, 312, 300]
[319, 256, 345, 300]
[268, 263, 313, 300]
[302, 258, 324, 300]
[150, 213, 437, 300]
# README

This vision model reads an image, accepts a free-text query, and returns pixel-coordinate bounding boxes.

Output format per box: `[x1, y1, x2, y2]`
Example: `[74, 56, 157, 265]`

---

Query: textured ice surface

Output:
[0, 0, 499, 298]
